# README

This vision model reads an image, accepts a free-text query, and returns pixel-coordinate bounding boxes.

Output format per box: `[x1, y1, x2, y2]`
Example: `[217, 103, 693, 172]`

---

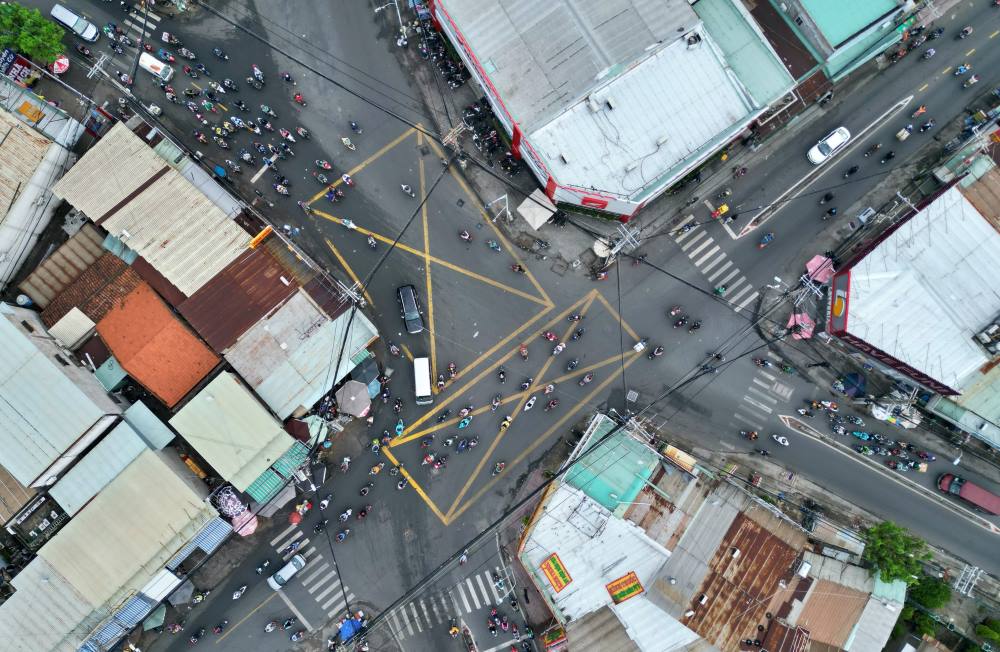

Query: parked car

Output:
[267, 554, 306, 590]
[396, 284, 424, 334]
[807, 126, 851, 165]
[50, 4, 99, 42]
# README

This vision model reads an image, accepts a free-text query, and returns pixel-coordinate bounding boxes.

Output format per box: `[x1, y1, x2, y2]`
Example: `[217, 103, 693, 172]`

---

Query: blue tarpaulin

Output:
[338, 616, 364, 641]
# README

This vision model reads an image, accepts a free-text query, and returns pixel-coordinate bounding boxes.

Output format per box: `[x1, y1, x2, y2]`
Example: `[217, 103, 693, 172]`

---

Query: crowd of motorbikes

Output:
[822, 403, 937, 472]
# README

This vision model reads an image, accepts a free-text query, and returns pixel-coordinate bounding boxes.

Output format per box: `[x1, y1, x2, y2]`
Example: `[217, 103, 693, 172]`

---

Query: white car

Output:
[807, 127, 851, 165]
[267, 554, 306, 590]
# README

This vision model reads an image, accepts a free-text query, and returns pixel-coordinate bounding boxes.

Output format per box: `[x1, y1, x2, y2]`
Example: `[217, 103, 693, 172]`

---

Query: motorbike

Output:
[541, 331, 558, 342]
[880, 151, 895, 164]
[315, 160, 333, 170]
[864, 143, 881, 157]
[579, 373, 594, 386]
[212, 47, 229, 60]
[571, 328, 585, 341]
[647, 346, 664, 359]
[189, 628, 206, 645]
[919, 120, 936, 132]
[296, 126, 310, 139]
[279, 128, 296, 142]
[212, 621, 228, 635]
[261, 104, 277, 118]
[668, 305, 683, 317]
[294, 93, 307, 106]
[491, 394, 501, 412]
[752, 357, 771, 368]
[758, 232, 775, 249]
[252, 64, 265, 83]
[246, 76, 263, 90]
[688, 321, 701, 333]
[178, 47, 197, 60]
[75, 44, 93, 58]
[957, 26, 973, 39]
[255, 559, 270, 574]
[928, 27, 945, 40]
[222, 78, 238, 91]
[673, 317, 688, 329]
[341, 136, 355, 150]
[963, 75, 980, 88]
[157, 48, 175, 63]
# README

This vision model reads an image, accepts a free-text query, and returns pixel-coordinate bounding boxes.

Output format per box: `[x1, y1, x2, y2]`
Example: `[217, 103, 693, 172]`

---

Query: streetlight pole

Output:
[374, 1, 406, 43]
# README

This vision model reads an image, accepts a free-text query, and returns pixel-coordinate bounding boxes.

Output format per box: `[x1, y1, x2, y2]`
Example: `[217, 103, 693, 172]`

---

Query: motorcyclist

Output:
[459, 229, 472, 242]
[281, 72, 294, 83]
[820, 192, 834, 204]
[492, 461, 505, 475]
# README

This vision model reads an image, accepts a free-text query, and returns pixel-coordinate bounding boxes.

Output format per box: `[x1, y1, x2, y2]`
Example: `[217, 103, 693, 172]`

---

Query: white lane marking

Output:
[475, 574, 490, 606]
[759, 370, 776, 381]
[323, 594, 346, 613]
[735, 291, 759, 311]
[674, 226, 698, 243]
[313, 580, 342, 602]
[300, 562, 330, 585]
[733, 412, 762, 428]
[388, 610, 405, 638]
[680, 231, 707, 252]
[707, 260, 734, 282]
[743, 395, 774, 413]
[751, 377, 772, 391]
[127, 10, 162, 21]
[694, 244, 721, 267]
[456, 582, 471, 612]
[489, 570, 503, 603]
[274, 529, 302, 550]
[768, 351, 785, 362]
[420, 599, 432, 626]
[304, 547, 317, 558]
[717, 268, 741, 286]
[728, 285, 753, 303]
[481, 639, 523, 652]
[687, 237, 714, 258]
[307, 570, 339, 594]
[700, 253, 727, 273]
[466, 578, 480, 609]
[270, 523, 298, 546]
[276, 588, 314, 632]
[748, 386, 778, 404]
[401, 605, 414, 636]
[409, 602, 423, 632]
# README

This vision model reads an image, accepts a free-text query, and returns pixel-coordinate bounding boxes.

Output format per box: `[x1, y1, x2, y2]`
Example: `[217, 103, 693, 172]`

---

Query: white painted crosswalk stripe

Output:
[122, 20, 152, 39]
[680, 231, 707, 252]
[706, 260, 733, 282]
[735, 291, 759, 312]
[270, 523, 298, 546]
[313, 581, 341, 603]
[717, 268, 741, 287]
[734, 412, 762, 428]
[748, 386, 778, 404]
[409, 602, 423, 632]
[673, 225, 699, 243]
[476, 574, 490, 606]
[687, 237, 714, 258]
[700, 253, 727, 273]
[307, 570, 339, 594]
[694, 244, 720, 267]
[728, 285, 753, 303]
[455, 583, 470, 612]
[489, 570, 503, 603]
[300, 562, 330, 585]
[466, 578, 480, 609]
[742, 395, 774, 413]
[401, 606, 414, 636]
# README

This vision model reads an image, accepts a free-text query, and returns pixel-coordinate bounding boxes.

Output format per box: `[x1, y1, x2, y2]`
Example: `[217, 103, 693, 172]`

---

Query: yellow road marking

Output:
[965, 49, 976, 56]
[397, 305, 553, 436]
[400, 343, 414, 362]
[917, 83, 928, 92]
[545, 352, 627, 385]
[313, 213, 549, 305]
[216, 593, 276, 643]
[447, 352, 641, 522]
[593, 291, 640, 342]
[323, 237, 373, 307]
[992, 30, 1000, 38]
[423, 137, 553, 306]
[307, 127, 418, 202]
[420, 150, 437, 383]
[383, 447, 448, 524]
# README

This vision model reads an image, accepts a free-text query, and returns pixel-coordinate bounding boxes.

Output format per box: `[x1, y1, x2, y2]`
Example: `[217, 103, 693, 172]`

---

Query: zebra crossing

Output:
[269, 523, 356, 620]
[99, 9, 164, 68]
[673, 224, 759, 313]
[382, 567, 508, 640]
[731, 351, 795, 433]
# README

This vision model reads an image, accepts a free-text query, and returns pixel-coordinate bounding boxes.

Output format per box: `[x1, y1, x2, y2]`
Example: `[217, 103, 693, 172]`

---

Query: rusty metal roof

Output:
[0, 108, 52, 221]
[40, 253, 143, 328]
[178, 247, 299, 353]
[760, 621, 810, 652]
[18, 224, 105, 308]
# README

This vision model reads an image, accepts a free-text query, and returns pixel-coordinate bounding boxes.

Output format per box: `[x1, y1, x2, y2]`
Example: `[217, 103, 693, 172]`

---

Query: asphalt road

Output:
[32, 0, 1000, 650]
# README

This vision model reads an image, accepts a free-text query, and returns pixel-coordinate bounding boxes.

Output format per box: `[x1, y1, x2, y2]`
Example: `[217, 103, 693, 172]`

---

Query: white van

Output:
[413, 357, 433, 406]
[138, 52, 174, 82]
[50, 4, 99, 42]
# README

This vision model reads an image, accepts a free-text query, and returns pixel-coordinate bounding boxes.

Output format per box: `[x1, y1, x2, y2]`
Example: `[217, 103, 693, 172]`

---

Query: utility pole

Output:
[608, 224, 642, 259]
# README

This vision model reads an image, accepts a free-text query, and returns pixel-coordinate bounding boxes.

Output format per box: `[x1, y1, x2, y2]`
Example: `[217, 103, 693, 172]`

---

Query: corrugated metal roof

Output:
[0, 106, 53, 220]
[38, 448, 214, 610]
[122, 401, 176, 450]
[49, 422, 147, 516]
[50, 123, 251, 296]
[845, 186, 1000, 391]
[96, 283, 219, 407]
[530, 33, 756, 200]
[18, 223, 105, 308]
[169, 372, 294, 491]
[0, 305, 106, 486]
[678, 506, 805, 650]
[0, 556, 102, 652]
[40, 252, 143, 328]
[225, 290, 378, 419]
[438, 0, 689, 129]
[47, 306, 95, 350]
[794, 579, 868, 647]
[178, 247, 299, 352]
[844, 594, 902, 652]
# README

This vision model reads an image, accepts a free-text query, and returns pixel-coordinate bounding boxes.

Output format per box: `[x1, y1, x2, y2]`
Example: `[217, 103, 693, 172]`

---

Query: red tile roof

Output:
[96, 283, 219, 407]
[41, 253, 143, 328]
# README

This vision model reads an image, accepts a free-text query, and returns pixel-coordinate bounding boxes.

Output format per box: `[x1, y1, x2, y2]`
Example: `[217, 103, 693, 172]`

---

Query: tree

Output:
[911, 611, 937, 637]
[0, 3, 65, 63]
[909, 575, 952, 609]
[861, 521, 929, 585]
[976, 618, 1000, 643]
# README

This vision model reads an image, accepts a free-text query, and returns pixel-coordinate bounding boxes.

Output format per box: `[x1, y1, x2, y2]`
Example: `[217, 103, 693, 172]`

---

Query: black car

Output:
[397, 285, 424, 334]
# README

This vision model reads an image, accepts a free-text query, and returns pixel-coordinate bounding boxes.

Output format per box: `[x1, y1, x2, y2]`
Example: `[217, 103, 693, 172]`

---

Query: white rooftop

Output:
[845, 186, 1000, 391]
[531, 30, 755, 199]
[521, 483, 699, 650]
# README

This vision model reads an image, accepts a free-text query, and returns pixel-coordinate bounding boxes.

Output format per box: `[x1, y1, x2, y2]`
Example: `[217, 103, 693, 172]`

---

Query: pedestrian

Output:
[459, 550, 468, 565]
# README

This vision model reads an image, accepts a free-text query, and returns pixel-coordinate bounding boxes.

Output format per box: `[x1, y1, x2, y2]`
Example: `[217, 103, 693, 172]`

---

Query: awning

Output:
[142, 605, 166, 631]
[517, 189, 556, 231]
[336, 380, 372, 417]
[805, 255, 835, 283]
[787, 313, 816, 339]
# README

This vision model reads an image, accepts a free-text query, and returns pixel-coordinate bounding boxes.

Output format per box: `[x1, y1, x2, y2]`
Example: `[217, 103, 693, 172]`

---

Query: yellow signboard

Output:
[540, 553, 572, 593]
[607, 571, 644, 604]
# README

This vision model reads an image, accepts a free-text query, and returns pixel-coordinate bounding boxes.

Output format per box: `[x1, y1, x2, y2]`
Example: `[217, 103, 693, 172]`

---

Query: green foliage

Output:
[976, 619, 1000, 643]
[861, 521, 929, 584]
[911, 611, 936, 637]
[0, 3, 65, 63]
[900, 605, 915, 621]
[909, 575, 952, 610]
